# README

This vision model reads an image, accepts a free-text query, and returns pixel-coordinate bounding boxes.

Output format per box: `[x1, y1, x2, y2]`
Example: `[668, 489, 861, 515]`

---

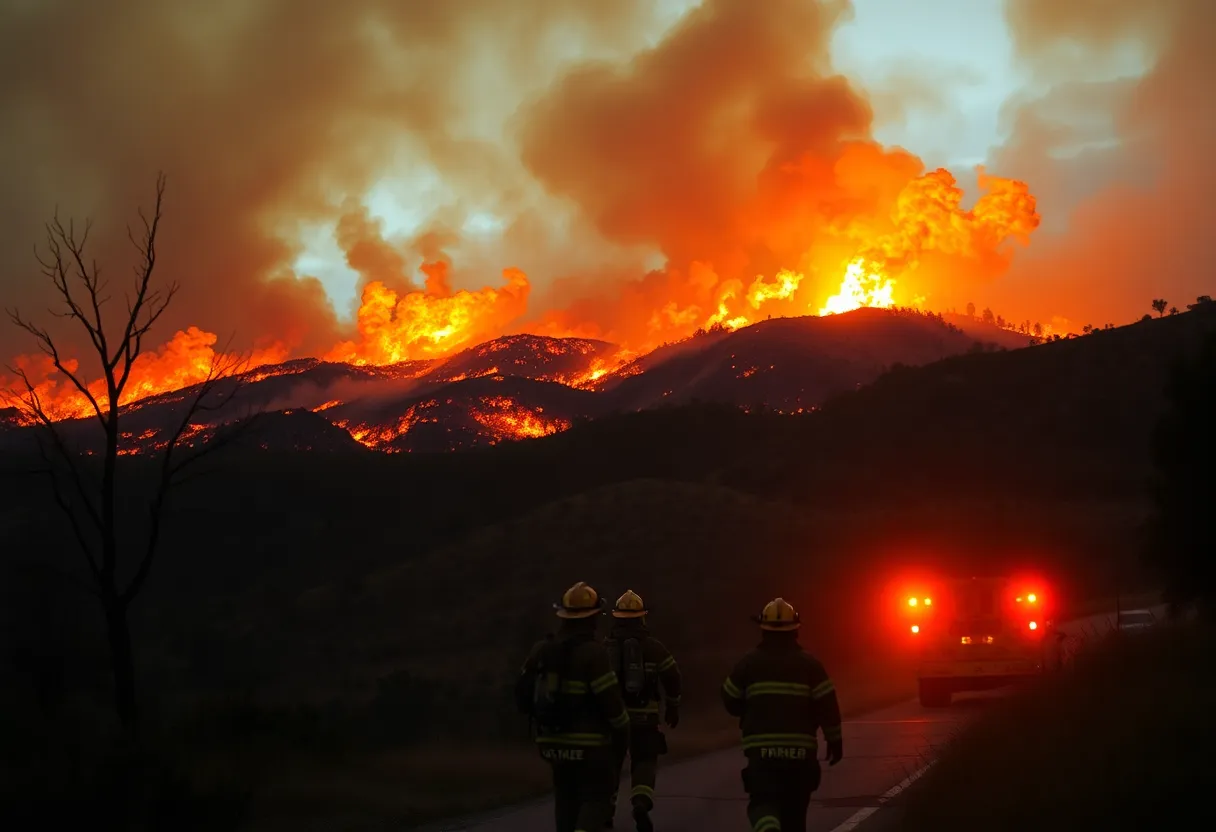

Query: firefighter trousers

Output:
[547, 751, 616, 832]
[612, 724, 666, 812]
[742, 758, 821, 832]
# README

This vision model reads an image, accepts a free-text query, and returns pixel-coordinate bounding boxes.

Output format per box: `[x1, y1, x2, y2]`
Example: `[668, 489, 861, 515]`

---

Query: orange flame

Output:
[817, 167, 1039, 316]
[2, 327, 287, 423]
[2, 162, 1038, 423]
[324, 263, 530, 365]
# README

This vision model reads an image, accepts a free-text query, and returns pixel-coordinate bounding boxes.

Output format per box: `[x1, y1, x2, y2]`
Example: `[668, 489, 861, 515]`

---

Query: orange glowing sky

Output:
[2, 0, 1213, 416]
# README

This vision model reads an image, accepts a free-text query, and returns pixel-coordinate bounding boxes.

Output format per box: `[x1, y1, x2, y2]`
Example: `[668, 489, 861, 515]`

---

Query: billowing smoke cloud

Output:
[985, 0, 1216, 329]
[3, 0, 1047, 415]
[0, 0, 664, 362]
[515, 0, 1038, 347]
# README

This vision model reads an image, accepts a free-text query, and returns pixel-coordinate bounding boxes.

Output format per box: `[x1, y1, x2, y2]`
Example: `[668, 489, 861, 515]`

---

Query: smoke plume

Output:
[2, 0, 1069, 409]
[985, 0, 1216, 328]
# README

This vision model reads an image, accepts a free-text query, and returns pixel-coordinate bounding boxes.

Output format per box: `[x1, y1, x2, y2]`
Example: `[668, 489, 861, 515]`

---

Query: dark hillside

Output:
[602, 308, 984, 412]
[774, 304, 1216, 502]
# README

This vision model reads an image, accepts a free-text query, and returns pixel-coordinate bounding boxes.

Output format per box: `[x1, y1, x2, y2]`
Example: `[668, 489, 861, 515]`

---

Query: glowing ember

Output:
[560, 351, 636, 389]
[438, 367, 499, 383]
[333, 404, 422, 451]
[469, 395, 571, 442]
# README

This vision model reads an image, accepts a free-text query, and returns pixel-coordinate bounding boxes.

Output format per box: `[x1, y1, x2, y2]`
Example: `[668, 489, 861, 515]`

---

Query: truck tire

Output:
[918, 679, 952, 708]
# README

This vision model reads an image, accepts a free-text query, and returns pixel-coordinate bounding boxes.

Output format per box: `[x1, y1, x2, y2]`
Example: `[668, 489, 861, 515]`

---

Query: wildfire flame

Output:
[2, 327, 287, 424]
[1, 164, 1038, 425]
[324, 263, 530, 365]
[819, 258, 895, 316]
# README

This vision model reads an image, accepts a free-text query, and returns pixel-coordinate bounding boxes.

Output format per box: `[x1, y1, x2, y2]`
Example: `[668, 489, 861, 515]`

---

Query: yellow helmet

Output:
[612, 589, 648, 619]
[555, 581, 604, 619]
[754, 597, 800, 631]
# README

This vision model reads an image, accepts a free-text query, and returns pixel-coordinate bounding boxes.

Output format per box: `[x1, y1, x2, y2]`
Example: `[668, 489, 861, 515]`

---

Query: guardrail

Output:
[1047, 603, 1171, 670]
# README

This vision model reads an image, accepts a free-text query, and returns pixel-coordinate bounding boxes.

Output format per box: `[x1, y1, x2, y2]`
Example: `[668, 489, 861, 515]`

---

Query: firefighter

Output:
[516, 582, 632, 832]
[721, 598, 844, 832]
[604, 590, 682, 832]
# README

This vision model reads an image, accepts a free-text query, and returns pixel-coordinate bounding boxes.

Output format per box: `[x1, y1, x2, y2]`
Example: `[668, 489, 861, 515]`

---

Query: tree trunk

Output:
[105, 598, 138, 732]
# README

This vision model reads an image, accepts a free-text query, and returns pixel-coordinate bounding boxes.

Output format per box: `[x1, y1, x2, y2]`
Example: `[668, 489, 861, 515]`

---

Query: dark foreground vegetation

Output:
[2, 302, 1215, 828]
[901, 622, 1216, 830]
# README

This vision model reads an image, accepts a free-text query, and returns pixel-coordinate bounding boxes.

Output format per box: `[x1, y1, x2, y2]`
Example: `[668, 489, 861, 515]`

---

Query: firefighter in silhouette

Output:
[604, 590, 682, 832]
[721, 598, 843, 832]
[517, 582, 631, 832]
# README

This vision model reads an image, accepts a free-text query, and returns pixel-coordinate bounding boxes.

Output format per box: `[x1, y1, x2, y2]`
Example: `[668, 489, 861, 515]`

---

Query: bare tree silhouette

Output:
[4, 174, 254, 732]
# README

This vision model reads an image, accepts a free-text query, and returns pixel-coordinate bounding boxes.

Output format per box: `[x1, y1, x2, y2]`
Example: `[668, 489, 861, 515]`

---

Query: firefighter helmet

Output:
[612, 589, 648, 619]
[555, 581, 604, 619]
[754, 597, 801, 631]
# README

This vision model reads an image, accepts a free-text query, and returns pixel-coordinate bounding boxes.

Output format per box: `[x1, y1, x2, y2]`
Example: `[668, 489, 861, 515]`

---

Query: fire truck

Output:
[902, 576, 1054, 708]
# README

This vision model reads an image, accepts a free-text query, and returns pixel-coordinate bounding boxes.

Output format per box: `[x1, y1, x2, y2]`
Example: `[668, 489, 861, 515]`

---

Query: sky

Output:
[2, 0, 1209, 372]
[298, 0, 1044, 316]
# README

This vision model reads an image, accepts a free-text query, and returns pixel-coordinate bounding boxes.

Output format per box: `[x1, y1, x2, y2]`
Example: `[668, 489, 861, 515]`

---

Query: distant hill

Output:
[0, 310, 1012, 454]
[601, 308, 983, 412]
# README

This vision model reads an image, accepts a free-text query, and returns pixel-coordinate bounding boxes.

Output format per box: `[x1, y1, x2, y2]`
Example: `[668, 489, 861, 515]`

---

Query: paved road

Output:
[423, 606, 1163, 832]
[423, 693, 1001, 832]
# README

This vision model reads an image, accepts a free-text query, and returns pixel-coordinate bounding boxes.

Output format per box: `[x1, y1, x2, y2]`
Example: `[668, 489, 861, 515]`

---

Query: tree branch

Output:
[33, 217, 108, 362]
[6, 311, 106, 424]
[114, 173, 173, 396]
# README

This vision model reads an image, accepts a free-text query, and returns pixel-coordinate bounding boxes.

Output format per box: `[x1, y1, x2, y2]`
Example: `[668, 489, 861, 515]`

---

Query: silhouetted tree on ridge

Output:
[3, 174, 255, 732]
